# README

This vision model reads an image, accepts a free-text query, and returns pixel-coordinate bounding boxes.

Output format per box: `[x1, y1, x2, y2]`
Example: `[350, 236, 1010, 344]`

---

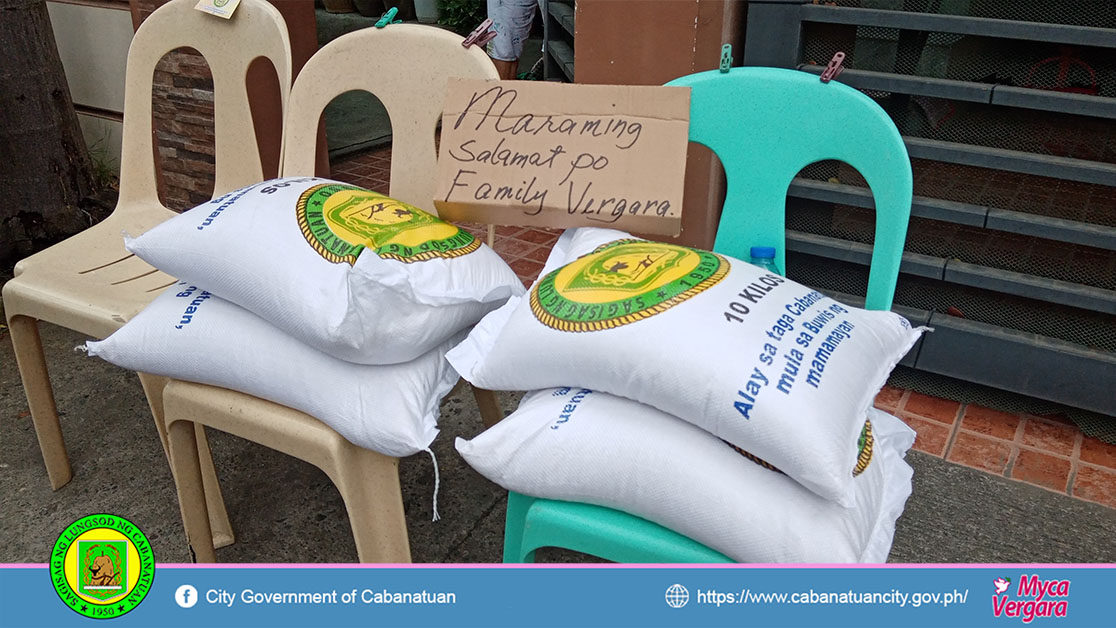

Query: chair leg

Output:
[331, 446, 411, 563]
[137, 373, 172, 457]
[193, 424, 235, 549]
[138, 373, 234, 549]
[7, 315, 71, 490]
[166, 417, 217, 563]
[472, 386, 504, 429]
[503, 491, 537, 563]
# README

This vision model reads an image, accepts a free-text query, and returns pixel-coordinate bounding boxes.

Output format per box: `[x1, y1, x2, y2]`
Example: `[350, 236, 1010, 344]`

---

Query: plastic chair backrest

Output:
[666, 67, 913, 310]
[503, 69, 913, 564]
[281, 24, 499, 211]
[117, 0, 292, 209]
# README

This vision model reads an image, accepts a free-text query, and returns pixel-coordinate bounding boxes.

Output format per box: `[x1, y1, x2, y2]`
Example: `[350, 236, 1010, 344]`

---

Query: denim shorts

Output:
[486, 0, 544, 61]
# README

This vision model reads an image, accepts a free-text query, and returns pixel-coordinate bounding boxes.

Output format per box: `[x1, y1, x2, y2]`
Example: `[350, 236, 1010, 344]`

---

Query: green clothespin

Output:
[720, 44, 732, 73]
[375, 6, 400, 28]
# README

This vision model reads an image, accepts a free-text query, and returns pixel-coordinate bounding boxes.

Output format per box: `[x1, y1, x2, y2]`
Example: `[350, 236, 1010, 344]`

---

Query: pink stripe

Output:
[157, 563, 1116, 569]
[6, 563, 1113, 569]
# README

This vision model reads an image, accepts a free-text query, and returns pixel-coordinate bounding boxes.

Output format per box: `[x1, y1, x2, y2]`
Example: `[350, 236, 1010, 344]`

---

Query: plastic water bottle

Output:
[750, 246, 781, 275]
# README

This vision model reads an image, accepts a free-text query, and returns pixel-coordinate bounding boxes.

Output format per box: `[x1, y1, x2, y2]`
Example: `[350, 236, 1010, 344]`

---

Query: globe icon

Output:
[665, 584, 689, 608]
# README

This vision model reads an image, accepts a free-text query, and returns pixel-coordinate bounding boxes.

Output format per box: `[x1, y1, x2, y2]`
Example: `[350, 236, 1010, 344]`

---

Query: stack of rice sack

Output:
[450, 227, 926, 563]
[85, 177, 523, 464]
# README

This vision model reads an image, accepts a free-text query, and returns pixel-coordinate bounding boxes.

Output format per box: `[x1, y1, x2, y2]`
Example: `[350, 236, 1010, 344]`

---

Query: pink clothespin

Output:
[820, 52, 846, 83]
[462, 18, 497, 48]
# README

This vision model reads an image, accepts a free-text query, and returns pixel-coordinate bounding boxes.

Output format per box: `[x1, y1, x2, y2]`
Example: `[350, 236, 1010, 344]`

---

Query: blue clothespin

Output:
[720, 44, 732, 73]
[375, 6, 400, 28]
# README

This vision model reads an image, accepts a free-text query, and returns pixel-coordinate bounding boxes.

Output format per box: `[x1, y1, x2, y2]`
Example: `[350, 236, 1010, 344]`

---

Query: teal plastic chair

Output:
[501, 67, 913, 563]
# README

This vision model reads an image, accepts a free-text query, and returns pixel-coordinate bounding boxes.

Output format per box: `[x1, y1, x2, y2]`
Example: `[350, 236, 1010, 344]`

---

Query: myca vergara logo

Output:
[296, 183, 479, 264]
[50, 514, 155, 619]
[531, 239, 728, 332]
[992, 574, 1069, 623]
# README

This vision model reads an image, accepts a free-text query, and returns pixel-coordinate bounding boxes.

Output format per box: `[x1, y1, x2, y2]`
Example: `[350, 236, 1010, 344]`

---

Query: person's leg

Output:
[492, 58, 519, 81]
[487, 0, 539, 79]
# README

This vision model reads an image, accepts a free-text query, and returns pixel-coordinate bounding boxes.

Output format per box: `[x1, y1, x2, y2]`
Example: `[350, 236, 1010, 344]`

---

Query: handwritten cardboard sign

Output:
[434, 79, 690, 235]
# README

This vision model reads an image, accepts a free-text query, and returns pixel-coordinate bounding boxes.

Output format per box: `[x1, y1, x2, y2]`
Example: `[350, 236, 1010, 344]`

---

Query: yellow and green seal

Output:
[724, 419, 873, 476]
[531, 239, 728, 332]
[50, 514, 154, 619]
[853, 419, 875, 476]
[297, 183, 479, 264]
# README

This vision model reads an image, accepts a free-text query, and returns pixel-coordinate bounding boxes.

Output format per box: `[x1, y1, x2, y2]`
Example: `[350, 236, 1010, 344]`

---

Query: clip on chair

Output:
[501, 66, 914, 563]
[2, 0, 292, 549]
[161, 24, 503, 563]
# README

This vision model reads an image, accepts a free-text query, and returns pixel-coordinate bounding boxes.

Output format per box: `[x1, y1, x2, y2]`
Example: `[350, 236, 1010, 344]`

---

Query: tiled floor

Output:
[332, 146, 1116, 511]
[873, 389, 1116, 510]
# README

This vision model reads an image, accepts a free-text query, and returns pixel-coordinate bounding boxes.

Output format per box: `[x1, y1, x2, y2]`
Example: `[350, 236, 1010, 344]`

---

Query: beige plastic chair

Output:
[162, 24, 502, 563]
[2, 0, 292, 548]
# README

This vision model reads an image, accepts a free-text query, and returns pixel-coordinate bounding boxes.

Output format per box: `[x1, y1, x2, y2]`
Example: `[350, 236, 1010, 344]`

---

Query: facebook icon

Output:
[175, 584, 199, 609]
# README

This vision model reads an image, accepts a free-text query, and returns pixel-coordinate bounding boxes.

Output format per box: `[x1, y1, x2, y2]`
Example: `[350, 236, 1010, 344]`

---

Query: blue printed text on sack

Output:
[174, 285, 212, 329]
[196, 183, 259, 230]
[551, 389, 593, 430]
[732, 293, 854, 420]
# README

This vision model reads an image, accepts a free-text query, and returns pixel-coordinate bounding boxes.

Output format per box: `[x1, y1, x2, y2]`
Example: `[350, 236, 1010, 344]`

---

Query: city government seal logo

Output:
[853, 419, 875, 477]
[296, 183, 479, 264]
[531, 239, 728, 332]
[726, 418, 874, 477]
[50, 514, 155, 619]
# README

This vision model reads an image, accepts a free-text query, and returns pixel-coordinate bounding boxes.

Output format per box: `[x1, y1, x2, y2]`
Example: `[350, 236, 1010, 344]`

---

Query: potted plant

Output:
[437, 0, 486, 35]
[414, 0, 439, 23]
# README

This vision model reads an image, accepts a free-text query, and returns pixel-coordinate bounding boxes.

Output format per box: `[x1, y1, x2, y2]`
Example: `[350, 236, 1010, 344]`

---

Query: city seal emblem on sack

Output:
[297, 183, 480, 264]
[530, 239, 728, 332]
[853, 419, 875, 476]
[724, 418, 874, 477]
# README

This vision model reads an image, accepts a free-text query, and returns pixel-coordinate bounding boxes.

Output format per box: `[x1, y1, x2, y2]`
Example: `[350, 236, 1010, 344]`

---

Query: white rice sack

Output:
[125, 177, 524, 365]
[449, 227, 927, 506]
[85, 282, 460, 457]
[456, 389, 915, 563]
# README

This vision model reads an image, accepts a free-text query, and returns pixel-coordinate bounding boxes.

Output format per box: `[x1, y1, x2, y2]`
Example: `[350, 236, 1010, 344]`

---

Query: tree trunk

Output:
[0, 0, 99, 265]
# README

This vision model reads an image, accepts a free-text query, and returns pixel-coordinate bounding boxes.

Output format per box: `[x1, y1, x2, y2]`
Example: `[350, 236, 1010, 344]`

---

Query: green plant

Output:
[437, 0, 486, 36]
[86, 131, 120, 192]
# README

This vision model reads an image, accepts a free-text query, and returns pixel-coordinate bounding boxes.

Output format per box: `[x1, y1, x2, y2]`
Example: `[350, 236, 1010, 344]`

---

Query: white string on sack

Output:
[424, 447, 441, 522]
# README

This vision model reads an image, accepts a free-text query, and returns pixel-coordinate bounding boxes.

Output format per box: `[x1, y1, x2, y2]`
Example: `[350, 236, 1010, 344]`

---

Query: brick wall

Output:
[153, 48, 217, 209]
[130, 1, 325, 209]
[131, 0, 216, 210]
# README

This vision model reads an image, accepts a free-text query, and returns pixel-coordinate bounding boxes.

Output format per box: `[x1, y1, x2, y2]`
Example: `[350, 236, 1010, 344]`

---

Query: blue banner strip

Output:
[3, 565, 1113, 627]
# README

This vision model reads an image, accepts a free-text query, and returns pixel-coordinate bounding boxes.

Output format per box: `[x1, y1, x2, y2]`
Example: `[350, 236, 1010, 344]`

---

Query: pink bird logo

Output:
[994, 577, 1011, 594]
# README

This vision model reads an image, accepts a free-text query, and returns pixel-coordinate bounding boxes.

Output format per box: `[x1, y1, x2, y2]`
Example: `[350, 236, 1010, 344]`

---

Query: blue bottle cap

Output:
[750, 246, 776, 259]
